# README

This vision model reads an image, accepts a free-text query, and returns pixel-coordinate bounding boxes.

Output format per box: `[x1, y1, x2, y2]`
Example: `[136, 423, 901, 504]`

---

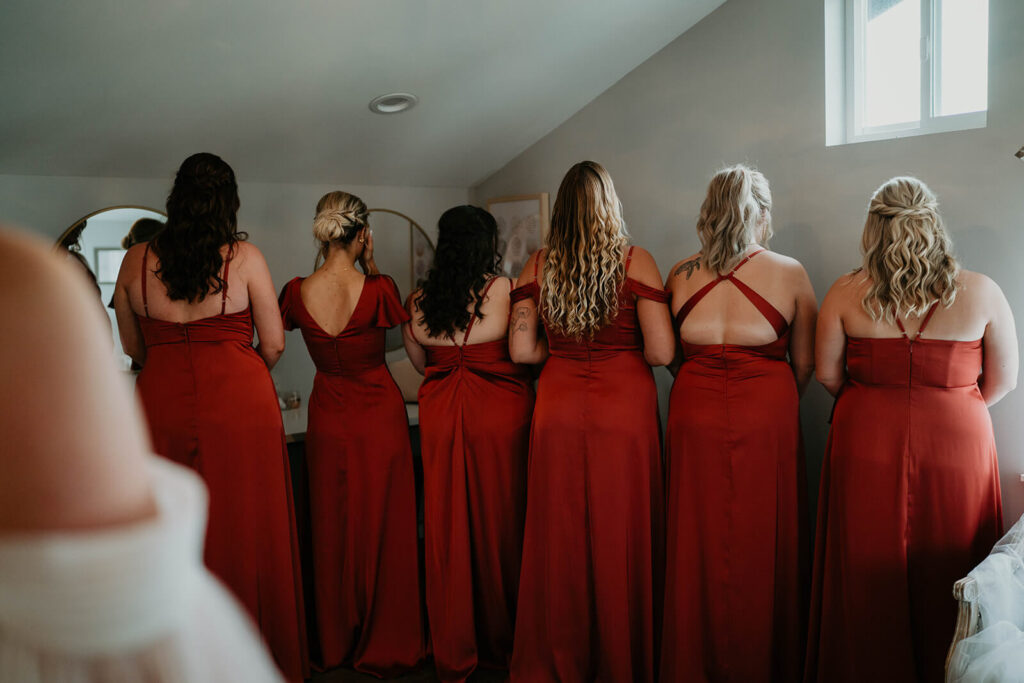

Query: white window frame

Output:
[826, 0, 987, 146]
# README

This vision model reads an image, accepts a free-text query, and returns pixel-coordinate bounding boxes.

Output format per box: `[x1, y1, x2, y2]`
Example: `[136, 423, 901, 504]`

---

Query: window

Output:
[825, 0, 988, 145]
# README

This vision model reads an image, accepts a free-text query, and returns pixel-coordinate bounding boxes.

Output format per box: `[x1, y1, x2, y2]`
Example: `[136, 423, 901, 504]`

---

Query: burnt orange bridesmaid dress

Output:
[135, 244, 307, 681]
[508, 248, 667, 683]
[279, 274, 425, 677]
[417, 276, 535, 682]
[662, 250, 807, 682]
[805, 303, 1003, 683]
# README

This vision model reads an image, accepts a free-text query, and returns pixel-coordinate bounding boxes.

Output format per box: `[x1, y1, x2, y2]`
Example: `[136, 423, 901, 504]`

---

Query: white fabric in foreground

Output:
[0, 456, 284, 683]
[948, 516, 1024, 683]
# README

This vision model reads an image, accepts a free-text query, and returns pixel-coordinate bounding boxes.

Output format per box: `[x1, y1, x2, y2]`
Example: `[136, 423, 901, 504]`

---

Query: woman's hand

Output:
[359, 229, 379, 275]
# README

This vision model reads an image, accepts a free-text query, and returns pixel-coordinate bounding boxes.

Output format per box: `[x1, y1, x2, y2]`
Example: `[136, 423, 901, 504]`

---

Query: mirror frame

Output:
[366, 207, 435, 284]
[55, 205, 168, 250]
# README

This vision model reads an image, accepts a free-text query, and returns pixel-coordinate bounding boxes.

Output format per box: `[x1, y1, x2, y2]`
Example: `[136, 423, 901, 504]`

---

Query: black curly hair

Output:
[418, 205, 502, 338]
[151, 153, 246, 302]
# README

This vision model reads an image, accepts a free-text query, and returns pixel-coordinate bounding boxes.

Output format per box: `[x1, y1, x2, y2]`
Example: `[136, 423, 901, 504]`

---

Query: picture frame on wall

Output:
[94, 247, 127, 284]
[486, 193, 550, 278]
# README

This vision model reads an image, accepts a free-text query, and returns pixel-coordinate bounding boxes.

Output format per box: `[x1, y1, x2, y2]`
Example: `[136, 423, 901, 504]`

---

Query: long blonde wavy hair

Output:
[860, 176, 960, 323]
[696, 165, 773, 274]
[541, 161, 629, 339]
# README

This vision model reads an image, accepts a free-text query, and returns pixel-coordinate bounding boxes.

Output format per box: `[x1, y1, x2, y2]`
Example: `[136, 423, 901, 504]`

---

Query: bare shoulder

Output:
[761, 250, 812, 286]
[406, 287, 423, 312]
[824, 270, 866, 304]
[958, 269, 999, 294]
[516, 249, 545, 285]
[667, 252, 704, 282]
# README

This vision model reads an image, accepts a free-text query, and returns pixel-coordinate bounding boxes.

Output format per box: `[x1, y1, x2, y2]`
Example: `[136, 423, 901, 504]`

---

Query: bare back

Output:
[409, 277, 513, 347]
[667, 249, 810, 346]
[123, 242, 252, 321]
[833, 270, 992, 341]
[299, 266, 368, 336]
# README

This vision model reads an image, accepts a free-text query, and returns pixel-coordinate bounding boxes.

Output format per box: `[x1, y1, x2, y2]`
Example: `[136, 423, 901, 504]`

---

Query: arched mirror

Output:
[55, 206, 166, 371]
[365, 208, 435, 351]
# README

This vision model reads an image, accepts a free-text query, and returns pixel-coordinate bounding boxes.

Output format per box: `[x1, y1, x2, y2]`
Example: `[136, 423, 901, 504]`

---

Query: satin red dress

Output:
[509, 248, 667, 683]
[663, 250, 807, 682]
[416, 277, 535, 682]
[805, 303, 1003, 683]
[135, 245, 307, 682]
[279, 274, 425, 676]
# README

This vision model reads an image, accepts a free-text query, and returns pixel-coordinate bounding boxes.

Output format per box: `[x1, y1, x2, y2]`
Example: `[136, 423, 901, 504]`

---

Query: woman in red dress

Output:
[113, 153, 306, 681]
[402, 205, 534, 682]
[807, 177, 1018, 683]
[507, 161, 675, 683]
[278, 191, 425, 676]
[662, 166, 817, 682]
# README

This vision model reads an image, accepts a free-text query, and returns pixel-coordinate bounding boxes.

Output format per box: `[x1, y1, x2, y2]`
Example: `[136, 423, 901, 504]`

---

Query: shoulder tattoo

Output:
[673, 256, 702, 280]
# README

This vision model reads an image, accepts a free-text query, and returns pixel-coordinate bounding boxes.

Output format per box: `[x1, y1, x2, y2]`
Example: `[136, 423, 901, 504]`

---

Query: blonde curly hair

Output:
[541, 161, 629, 339]
[696, 165, 773, 274]
[860, 176, 960, 323]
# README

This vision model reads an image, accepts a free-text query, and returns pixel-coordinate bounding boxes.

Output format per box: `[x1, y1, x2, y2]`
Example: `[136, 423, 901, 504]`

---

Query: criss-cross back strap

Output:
[895, 301, 940, 341]
[220, 249, 232, 315]
[462, 276, 504, 345]
[673, 248, 787, 338]
[141, 243, 151, 317]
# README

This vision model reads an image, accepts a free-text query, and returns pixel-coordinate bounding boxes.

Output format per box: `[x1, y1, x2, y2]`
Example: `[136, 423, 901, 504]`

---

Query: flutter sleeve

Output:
[373, 274, 412, 328]
[278, 277, 302, 331]
[628, 278, 671, 303]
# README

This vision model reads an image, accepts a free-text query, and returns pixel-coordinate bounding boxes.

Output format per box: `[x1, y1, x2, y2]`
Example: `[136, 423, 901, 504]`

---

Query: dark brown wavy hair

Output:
[417, 205, 501, 338]
[151, 153, 246, 302]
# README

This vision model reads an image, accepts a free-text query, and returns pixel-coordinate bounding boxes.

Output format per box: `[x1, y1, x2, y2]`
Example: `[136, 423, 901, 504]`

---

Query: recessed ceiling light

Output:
[369, 93, 418, 115]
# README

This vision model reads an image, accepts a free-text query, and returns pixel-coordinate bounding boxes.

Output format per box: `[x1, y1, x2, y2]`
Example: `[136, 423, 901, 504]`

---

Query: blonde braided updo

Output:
[313, 191, 368, 262]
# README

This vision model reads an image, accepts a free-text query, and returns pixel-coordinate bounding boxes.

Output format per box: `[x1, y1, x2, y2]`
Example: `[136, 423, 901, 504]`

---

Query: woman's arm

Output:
[788, 263, 818, 396]
[509, 252, 549, 365]
[113, 244, 146, 367]
[815, 277, 849, 397]
[979, 276, 1018, 406]
[630, 247, 675, 367]
[402, 291, 427, 375]
[244, 244, 286, 369]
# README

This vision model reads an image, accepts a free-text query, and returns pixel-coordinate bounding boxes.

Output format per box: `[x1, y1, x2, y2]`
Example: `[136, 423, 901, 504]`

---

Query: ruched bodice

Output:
[681, 332, 790, 365]
[424, 338, 529, 382]
[845, 336, 983, 388]
[138, 308, 255, 347]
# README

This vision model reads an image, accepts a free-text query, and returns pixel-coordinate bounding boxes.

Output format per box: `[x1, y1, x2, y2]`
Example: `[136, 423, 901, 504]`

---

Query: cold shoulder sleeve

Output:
[627, 278, 671, 303]
[510, 280, 540, 304]
[373, 275, 412, 328]
[277, 277, 303, 331]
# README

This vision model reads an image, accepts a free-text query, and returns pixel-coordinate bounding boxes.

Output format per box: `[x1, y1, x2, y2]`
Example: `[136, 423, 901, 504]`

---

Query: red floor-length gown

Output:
[509, 248, 667, 683]
[805, 303, 1003, 683]
[135, 245, 307, 682]
[417, 276, 535, 682]
[279, 274, 426, 676]
[663, 250, 807, 682]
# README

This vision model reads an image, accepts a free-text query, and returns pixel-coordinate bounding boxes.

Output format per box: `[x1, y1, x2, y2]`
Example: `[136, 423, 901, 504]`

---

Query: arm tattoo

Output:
[511, 306, 530, 333]
[673, 256, 702, 280]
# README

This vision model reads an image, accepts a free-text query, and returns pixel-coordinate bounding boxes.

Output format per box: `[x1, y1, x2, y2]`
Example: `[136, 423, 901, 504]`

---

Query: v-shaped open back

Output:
[674, 249, 788, 339]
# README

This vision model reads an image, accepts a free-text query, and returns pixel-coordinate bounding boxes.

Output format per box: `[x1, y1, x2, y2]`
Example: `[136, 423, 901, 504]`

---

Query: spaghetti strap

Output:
[533, 249, 544, 281]
[625, 246, 635, 273]
[674, 249, 787, 337]
[462, 276, 503, 345]
[220, 249, 232, 315]
[896, 301, 940, 341]
[141, 243, 150, 317]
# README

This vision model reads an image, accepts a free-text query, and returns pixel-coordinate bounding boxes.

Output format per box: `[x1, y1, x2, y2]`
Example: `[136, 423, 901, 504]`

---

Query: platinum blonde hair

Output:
[860, 176, 959, 323]
[696, 165, 773, 274]
[542, 161, 629, 339]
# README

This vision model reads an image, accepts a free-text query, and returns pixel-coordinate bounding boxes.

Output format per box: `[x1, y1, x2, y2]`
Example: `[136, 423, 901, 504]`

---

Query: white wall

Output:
[472, 0, 1024, 523]
[0, 173, 468, 402]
